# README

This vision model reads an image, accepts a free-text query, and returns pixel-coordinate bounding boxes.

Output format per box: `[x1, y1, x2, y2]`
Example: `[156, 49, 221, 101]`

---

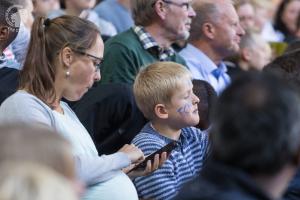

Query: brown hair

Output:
[20, 16, 100, 106]
[131, 0, 157, 26]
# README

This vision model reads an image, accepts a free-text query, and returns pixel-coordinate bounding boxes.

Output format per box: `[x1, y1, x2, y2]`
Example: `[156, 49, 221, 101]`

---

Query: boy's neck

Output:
[151, 121, 181, 141]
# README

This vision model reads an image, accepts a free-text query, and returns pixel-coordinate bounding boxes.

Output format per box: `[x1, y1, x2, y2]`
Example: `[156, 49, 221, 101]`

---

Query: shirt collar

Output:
[133, 25, 175, 61]
[185, 44, 228, 74]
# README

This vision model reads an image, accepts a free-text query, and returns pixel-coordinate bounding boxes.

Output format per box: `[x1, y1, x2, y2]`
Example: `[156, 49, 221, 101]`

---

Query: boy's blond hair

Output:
[133, 62, 192, 120]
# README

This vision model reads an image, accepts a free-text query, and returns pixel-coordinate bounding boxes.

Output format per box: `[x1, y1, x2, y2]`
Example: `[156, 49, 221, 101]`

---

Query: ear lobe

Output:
[61, 47, 73, 68]
[203, 22, 215, 39]
[154, 104, 169, 119]
[0, 26, 9, 41]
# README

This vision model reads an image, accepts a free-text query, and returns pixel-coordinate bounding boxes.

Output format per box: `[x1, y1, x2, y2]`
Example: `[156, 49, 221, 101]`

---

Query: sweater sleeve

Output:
[132, 134, 178, 200]
[75, 152, 131, 185]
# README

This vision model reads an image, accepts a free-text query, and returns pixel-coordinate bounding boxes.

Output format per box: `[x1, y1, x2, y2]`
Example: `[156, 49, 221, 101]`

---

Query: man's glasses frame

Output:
[153, 0, 192, 11]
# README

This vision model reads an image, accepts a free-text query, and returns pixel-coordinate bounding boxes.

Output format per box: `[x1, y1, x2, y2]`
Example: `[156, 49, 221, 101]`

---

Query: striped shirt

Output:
[132, 122, 210, 200]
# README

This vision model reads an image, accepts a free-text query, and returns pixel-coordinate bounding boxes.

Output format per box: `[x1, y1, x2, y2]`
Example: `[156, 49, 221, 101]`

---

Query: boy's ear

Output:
[154, 104, 169, 119]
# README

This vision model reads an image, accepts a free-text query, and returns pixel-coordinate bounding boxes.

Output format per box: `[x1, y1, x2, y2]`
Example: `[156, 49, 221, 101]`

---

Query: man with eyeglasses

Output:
[180, 0, 245, 95]
[100, 0, 196, 84]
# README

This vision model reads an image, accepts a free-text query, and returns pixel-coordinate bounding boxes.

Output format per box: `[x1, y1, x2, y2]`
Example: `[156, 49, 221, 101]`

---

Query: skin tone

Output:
[236, 3, 255, 30]
[65, 0, 95, 16]
[152, 78, 200, 140]
[240, 43, 271, 71]
[193, 0, 244, 65]
[33, 0, 60, 17]
[145, 0, 196, 48]
[281, 0, 300, 33]
[118, 0, 131, 10]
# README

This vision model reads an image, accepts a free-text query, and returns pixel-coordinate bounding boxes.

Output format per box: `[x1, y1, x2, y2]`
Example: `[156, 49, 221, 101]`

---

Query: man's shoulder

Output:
[105, 29, 140, 48]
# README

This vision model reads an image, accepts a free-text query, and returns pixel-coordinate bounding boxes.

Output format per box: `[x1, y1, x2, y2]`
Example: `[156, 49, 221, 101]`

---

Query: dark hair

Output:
[274, 0, 300, 36]
[211, 71, 300, 175]
[264, 49, 300, 90]
[20, 16, 100, 107]
[0, 0, 20, 50]
[192, 80, 217, 130]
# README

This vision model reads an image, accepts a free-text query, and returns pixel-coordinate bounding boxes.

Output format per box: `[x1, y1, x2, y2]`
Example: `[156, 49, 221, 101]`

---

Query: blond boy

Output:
[131, 62, 210, 200]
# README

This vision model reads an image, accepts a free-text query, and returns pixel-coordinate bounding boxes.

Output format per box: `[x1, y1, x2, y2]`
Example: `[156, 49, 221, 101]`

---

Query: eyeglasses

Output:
[162, 0, 192, 11]
[72, 49, 103, 72]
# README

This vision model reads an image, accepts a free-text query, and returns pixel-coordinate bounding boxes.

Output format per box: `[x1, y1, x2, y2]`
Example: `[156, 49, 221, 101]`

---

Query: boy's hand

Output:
[125, 152, 168, 179]
[118, 144, 144, 163]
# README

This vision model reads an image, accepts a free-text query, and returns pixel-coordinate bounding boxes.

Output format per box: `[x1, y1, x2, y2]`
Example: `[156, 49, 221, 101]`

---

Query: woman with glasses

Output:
[0, 16, 163, 200]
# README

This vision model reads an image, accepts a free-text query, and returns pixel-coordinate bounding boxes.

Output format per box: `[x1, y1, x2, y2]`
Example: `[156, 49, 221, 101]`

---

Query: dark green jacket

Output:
[101, 28, 186, 84]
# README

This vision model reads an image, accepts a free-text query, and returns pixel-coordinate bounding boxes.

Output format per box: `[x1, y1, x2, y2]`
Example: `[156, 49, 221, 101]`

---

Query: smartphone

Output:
[127, 141, 177, 173]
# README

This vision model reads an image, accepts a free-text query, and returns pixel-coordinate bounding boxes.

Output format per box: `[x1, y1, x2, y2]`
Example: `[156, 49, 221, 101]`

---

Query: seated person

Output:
[175, 71, 300, 200]
[0, 15, 163, 200]
[227, 30, 272, 78]
[0, 1, 20, 104]
[263, 49, 300, 200]
[192, 80, 217, 131]
[131, 62, 210, 200]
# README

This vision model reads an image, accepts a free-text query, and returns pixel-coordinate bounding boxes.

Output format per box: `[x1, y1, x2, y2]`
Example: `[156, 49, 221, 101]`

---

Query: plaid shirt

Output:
[133, 26, 175, 61]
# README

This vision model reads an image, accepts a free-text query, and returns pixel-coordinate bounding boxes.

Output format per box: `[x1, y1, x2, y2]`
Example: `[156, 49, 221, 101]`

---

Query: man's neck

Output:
[144, 24, 172, 49]
[191, 40, 223, 65]
[252, 165, 297, 200]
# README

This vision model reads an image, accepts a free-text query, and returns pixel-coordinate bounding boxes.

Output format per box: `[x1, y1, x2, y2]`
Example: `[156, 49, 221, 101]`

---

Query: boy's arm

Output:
[132, 134, 178, 200]
[133, 159, 177, 200]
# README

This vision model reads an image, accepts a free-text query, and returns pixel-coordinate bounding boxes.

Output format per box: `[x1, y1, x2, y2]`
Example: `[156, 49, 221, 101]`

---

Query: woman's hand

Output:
[118, 144, 144, 163]
[124, 152, 168, 179]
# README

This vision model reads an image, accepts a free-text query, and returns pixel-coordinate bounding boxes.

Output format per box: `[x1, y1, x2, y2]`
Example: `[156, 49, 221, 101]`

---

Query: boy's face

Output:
[166, 78, 200, 128]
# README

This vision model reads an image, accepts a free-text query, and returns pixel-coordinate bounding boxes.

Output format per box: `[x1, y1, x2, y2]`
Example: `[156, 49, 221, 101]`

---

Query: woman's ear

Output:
[154, 104, 169, 119]
[61, 47, 73, 68]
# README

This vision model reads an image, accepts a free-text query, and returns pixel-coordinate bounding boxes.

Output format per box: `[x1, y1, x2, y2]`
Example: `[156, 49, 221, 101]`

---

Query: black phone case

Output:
[128, 141, 177, 173]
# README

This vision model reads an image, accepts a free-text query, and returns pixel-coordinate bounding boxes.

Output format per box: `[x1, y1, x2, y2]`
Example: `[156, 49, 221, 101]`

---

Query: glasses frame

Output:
[161, 0, 192, 11]
[72, 49, 103, 72]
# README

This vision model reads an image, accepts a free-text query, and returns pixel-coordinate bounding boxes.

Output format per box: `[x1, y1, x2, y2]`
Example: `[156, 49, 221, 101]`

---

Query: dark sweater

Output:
[0, 67, 19, 105]
[101, 28, 186, 84]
